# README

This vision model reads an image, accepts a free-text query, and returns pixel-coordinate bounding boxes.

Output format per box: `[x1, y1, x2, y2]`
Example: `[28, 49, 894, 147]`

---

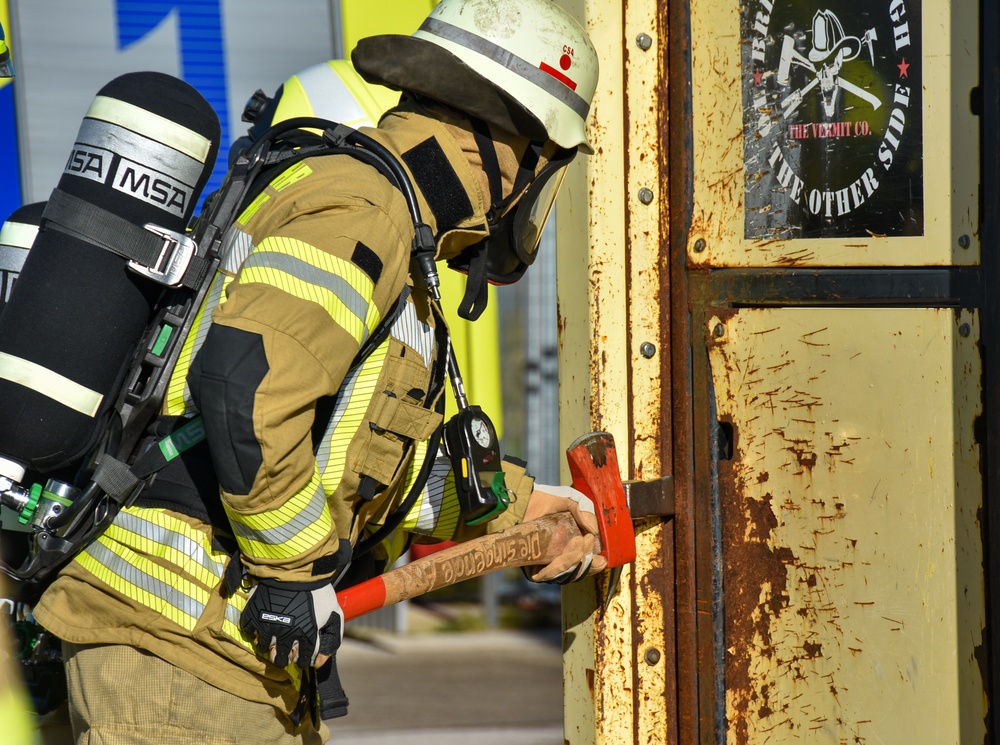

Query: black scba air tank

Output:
[0, 71, 220, 476]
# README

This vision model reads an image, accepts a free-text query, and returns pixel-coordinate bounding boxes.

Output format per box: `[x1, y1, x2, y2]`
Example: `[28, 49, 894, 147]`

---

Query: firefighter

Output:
[32, 1, 603, 743]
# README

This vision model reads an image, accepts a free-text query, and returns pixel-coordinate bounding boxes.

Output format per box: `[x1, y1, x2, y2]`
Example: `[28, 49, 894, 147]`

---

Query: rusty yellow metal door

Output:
[708, 307, 985, 743]
[681, 0, 991, 742]
[557, 0, 996, 742]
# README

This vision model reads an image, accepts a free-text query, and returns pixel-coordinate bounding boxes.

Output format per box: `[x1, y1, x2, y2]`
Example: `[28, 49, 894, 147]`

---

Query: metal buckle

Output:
[128, 224, 197, 286]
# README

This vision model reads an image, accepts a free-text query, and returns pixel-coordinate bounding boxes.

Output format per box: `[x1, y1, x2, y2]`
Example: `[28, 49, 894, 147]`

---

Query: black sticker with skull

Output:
[742, 1, 923, 240]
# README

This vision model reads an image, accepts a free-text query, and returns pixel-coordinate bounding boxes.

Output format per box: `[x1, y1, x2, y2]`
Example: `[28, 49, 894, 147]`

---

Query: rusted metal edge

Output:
[980, 0, 1000, 740]
[625, 475, 675, 518]
[688, 266, 984, 308]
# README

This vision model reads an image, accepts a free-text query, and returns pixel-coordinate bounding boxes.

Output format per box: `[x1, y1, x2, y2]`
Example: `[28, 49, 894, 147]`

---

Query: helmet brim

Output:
[352, 35, 550, 144]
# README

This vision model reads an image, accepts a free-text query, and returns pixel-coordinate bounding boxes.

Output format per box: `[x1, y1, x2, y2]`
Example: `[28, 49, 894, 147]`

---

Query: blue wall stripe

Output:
[0, 81, 21, 220]
[115, 0, 230, 202]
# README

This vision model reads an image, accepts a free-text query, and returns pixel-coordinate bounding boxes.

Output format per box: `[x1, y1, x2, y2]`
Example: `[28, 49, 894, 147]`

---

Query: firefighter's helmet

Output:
[351, 0, 598, 154]
[809, 10, 862, 63]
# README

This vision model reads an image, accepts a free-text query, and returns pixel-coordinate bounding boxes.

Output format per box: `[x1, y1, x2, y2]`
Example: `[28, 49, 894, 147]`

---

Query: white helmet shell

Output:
[352, 0, 598, 153]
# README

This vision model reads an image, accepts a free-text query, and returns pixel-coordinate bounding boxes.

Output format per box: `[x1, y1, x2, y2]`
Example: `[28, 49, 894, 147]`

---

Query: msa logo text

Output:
[114, 159, 191, 217]
[261, 612, 293, 625]
[64, 145, 108, 183]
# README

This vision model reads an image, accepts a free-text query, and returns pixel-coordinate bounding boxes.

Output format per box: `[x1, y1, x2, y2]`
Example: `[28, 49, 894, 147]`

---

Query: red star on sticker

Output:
[753, 69, 763, 86]
[898, 58, 910, 78]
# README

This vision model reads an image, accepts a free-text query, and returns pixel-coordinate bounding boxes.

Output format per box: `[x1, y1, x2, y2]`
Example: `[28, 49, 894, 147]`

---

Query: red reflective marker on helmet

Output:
[539, 61, 577, 91]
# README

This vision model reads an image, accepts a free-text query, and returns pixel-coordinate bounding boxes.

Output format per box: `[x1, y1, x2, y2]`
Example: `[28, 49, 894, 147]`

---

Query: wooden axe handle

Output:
[337, 512, 594, 621]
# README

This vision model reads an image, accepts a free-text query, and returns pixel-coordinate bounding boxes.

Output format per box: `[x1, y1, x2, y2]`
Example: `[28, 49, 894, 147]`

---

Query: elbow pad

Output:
[189, 324, 268, 495]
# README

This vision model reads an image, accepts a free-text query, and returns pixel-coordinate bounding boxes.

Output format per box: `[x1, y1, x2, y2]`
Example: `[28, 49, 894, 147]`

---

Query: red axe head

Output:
[566, 432, 636, 568]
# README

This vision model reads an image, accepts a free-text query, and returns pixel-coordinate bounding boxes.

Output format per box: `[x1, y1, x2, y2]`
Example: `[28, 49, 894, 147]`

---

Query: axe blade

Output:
[566, 432, 636, 568]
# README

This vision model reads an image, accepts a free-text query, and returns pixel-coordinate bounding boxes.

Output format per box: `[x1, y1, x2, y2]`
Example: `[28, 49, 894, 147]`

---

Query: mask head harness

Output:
[447, 117, 575, 321]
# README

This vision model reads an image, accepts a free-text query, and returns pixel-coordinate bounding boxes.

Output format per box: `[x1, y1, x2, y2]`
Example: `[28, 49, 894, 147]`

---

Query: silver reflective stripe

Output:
[228, 481, 328, 547]
[409, 458, 454, 533]
[73, 119, 204, 188]
[113, 511, 225, 579]
[220, 225, 253, 273]
[390, 299, 435, 367]
[0, 352, 103, 417]
[0, 244, 29, 273]
[421, 17, 590, 119]
[315, 360, 367, 473]
[87, 95, 213, 163]
[225, 599, 242, 627]
[243, 249, 372, 330]
[176, 273, 228, 412]
[85, 540, 205, 621]
[0, 220, 38, 250]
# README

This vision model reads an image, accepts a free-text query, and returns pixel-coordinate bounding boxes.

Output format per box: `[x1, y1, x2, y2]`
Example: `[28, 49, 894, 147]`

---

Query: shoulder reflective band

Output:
[0, 220, 38, 250]
[86, 95, 213, 164]
[0, 352, 104, 417]
[419, 17, 590, 120]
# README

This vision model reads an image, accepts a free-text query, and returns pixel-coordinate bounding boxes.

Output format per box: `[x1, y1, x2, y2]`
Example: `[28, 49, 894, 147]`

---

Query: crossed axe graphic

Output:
[776, 30, 880, 119]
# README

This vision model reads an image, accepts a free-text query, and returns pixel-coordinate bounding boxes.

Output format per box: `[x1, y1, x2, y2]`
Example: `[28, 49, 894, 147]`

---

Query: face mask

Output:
[447, 143, 575, 286]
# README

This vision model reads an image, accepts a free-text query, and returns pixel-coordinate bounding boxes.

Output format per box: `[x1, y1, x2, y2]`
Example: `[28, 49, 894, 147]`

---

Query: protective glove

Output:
[521, 484, 609, 584]
[240, 579, 343, 669]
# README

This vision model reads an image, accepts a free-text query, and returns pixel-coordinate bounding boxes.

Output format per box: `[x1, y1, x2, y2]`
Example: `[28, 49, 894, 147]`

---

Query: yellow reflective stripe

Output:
[87, 95, 212, 163]
[237, 162, 312, 228]
[400, 450, 461, 540]
[240, 236, 378, 344]
[222, 592, 254, 653]
[363, 291, 381, 336]
[225, 469, 333, 560]
[103, 508, 227, 589]
[77, 535, 211, 631]
[163, 273, 230, 415]
[238, 190, 270, 225]
[0, 351, 103, 416]
[317, 340, 389, 494]
[269, 161, 312, 192]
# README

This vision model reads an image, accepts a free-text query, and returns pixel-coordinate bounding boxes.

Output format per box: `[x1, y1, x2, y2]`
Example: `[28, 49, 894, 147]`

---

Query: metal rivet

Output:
[958, 234, 971, 249]
[959, 323, 971, 337]
[640, 342, 656, 358]
[636, 33, 653, 51]
[638, 188, 654, 205]
[713, 323, 726, 339]
[693, 238, 706, 253]
[644, 648, 661, 665]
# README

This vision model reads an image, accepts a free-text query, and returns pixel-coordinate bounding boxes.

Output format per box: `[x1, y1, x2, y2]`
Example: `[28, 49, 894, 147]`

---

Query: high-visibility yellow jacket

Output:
[34, 109, 534, 713]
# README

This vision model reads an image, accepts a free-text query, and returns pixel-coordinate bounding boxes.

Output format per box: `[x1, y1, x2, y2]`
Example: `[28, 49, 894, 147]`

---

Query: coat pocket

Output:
[351, 338, 442, 490]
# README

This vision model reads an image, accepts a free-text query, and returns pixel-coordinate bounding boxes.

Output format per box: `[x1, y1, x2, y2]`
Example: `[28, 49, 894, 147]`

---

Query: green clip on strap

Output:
[92, 417, 208, 503]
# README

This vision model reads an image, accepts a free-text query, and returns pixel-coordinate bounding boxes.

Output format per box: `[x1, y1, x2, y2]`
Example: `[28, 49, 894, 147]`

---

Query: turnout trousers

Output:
[60, 643, 329, 745]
